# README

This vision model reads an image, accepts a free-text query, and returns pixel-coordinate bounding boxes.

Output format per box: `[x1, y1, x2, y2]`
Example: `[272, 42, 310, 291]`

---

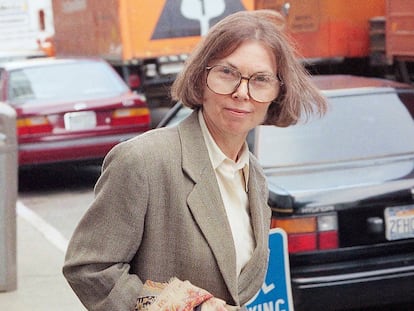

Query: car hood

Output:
[266, 154, 414, 213]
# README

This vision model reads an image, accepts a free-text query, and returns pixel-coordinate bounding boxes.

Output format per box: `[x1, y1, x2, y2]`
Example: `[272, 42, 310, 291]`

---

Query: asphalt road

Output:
[18, 163, 98, 246]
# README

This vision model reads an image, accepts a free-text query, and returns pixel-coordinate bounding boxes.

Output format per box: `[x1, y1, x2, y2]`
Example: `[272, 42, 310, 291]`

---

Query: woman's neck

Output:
[207, 126, 246, 161]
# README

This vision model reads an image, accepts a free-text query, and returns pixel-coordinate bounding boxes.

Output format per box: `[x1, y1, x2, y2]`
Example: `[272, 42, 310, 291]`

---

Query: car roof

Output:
[156, 74, 414, 128]
[312, 74, 412, 92]
[0, 57, 105, 71]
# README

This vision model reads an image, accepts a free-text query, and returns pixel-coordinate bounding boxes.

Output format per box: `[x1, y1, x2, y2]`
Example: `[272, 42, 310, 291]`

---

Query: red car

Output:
[0, 57, 150, 166]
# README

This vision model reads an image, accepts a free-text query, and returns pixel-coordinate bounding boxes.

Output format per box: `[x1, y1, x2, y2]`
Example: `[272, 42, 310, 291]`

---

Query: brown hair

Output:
[170, 10, 327, 127]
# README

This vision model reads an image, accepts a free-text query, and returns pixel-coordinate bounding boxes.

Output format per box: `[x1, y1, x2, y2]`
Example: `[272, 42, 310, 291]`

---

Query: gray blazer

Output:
[63, 110, 271, 311]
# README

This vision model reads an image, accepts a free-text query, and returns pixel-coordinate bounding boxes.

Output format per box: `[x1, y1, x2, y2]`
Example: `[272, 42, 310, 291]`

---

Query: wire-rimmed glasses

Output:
[206, 65, 282, 103]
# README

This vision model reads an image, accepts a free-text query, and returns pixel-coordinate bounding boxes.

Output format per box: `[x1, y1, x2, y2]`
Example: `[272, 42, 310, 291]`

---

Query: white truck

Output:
[0, 0, 54, 61]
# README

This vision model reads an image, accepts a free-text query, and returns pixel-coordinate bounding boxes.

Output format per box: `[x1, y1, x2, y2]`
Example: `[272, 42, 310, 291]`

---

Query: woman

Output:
[63, 9, 327, 311]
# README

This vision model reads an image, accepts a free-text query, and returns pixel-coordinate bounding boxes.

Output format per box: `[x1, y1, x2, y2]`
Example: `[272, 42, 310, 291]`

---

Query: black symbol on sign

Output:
[152, 0, 246, 39]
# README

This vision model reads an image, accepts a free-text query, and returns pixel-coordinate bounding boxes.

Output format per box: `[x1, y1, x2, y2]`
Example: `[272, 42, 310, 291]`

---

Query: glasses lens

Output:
[248, 73, 280, 103]
[206, 66, 240, 95]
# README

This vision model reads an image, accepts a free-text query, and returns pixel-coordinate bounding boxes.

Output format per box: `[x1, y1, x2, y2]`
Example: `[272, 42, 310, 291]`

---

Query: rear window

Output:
[8, 61, 129, 103]
[255, 90, 414, 168]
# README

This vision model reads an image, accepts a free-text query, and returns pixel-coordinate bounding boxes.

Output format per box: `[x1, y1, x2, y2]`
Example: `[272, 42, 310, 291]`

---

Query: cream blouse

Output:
[198, 110, 255, 276]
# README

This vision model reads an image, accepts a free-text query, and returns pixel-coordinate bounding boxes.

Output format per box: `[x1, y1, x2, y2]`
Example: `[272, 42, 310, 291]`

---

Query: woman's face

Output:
[202, 40, 276, 143]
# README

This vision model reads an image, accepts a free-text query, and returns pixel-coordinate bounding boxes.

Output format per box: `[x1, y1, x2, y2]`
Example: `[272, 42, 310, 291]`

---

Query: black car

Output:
[158, 75, 414, 311]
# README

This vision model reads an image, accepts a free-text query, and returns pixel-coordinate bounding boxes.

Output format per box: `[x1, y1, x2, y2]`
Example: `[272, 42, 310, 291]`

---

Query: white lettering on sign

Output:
[247, 299, 287, 311]
[62, 0, 86, 13]
[261, 282, 275, 294]
[0, 0, 25, 12]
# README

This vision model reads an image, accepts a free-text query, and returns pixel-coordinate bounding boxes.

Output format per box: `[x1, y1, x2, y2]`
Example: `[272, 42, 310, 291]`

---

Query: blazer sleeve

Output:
[63, 137, 151, 311]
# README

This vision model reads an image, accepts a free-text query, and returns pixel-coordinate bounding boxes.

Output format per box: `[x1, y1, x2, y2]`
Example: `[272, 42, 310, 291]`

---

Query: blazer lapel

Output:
[178, 110, 239, 302]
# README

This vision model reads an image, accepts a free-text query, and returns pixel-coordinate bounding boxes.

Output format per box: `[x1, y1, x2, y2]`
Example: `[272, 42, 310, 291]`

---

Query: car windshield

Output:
[164, 105, 193, 127]
[255, 90, 414, 168]
[8, 61, 129, 103]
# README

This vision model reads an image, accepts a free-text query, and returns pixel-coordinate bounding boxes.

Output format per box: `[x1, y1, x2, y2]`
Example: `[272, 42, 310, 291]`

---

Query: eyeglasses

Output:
[206, 65, 282, 103]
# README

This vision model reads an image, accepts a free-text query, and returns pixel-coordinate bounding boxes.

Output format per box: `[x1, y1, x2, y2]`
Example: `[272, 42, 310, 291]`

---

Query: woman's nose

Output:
[232, 78, 250, 100]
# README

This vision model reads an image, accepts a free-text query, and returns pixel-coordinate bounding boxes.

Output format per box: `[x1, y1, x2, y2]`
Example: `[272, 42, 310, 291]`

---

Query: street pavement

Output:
[0, 214, 86, 310]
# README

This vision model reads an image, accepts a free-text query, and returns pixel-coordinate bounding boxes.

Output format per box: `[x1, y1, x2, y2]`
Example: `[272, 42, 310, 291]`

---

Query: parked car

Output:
[0, 57, 150, 166]
[157, 75, 414, 311]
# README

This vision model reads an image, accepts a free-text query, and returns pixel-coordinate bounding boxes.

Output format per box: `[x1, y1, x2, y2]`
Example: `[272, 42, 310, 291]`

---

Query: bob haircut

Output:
[171, 10, 327, 127]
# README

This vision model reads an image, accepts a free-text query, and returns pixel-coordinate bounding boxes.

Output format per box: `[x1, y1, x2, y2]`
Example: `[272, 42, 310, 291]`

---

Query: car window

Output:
[8, 61, 129, 104]
[255, 90, 414, 168]
[165, 105, 192, 127]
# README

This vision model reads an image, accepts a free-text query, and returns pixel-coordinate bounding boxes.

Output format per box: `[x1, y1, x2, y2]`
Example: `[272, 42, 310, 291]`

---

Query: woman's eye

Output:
[218, 67, 238, 79]
[221, 67, 234, 75]
[254, 75, 271, 83]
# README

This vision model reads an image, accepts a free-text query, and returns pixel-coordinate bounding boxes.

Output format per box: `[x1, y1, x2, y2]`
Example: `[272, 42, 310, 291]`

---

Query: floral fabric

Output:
[135, 278, 238, 311]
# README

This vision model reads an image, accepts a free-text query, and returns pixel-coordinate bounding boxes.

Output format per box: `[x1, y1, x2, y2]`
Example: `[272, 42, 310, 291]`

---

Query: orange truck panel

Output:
[53, 0, 255, 62]
[257, 0, 386, 60]
[386, 0, 414, 60]
[121, 0, 255, 60]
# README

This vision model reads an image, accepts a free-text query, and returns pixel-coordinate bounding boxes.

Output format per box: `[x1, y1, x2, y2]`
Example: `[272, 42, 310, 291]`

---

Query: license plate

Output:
[64, 111, 96, 131]
[384, 205, 414, 240]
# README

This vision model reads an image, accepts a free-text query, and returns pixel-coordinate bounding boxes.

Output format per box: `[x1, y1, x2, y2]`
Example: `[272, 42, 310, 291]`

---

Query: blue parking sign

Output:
[246, 228, 294, 311]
